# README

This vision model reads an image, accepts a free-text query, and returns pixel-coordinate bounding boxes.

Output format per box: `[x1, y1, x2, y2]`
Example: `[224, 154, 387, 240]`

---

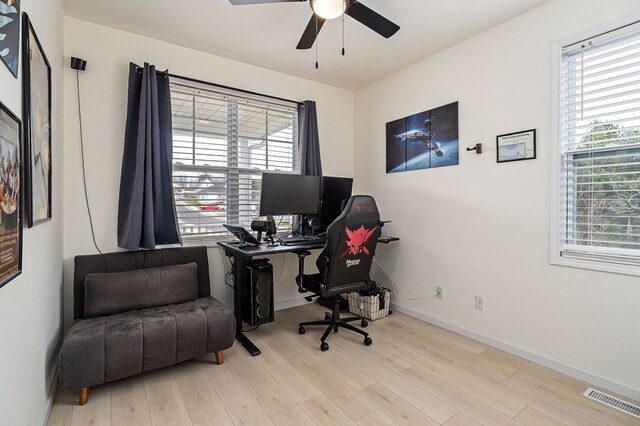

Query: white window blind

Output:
[170, 77, 298, 244]
[559, 21, 640, 267]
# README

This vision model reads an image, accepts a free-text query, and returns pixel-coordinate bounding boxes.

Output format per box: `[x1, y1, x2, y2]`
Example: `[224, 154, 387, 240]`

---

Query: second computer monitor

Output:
[259, 173, 321, 216]
[319, 176, 353, 228]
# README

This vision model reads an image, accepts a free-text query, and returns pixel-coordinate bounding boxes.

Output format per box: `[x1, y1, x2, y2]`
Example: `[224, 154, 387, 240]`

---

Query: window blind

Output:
[559, 21, 640, 265]
[170, 78, 298, 244]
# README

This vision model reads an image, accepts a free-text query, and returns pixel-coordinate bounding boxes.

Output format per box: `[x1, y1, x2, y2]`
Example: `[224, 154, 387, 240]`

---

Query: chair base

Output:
[298, 296, 372, 351]
[317, 295, 350, 312]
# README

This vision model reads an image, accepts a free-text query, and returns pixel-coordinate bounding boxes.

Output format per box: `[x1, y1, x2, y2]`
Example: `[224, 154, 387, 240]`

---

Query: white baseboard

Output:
[39, 371, 58, 426]
[39, 397, 54, 426]
[390, 302, 640, 402]
[275, 297, 309, 311]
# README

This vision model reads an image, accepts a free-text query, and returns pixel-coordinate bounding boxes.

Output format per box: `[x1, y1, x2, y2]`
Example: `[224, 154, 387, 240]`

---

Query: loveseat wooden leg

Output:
[79, 387, 90, 406]
[215, 351, 223, 365]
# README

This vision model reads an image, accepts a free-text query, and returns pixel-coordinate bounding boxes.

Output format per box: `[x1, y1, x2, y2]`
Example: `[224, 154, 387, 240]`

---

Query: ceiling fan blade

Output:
[346, 1, 399, 38]
[229, 0, 305, 5]
[296, 14, 326, 49]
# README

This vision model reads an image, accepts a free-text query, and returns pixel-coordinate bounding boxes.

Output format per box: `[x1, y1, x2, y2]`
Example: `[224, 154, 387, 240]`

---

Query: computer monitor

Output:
[259, 173, 321, 216]
[319, 176, 353, 228]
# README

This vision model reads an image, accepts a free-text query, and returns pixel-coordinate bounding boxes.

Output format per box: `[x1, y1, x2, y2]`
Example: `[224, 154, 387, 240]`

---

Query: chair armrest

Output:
[319, 254, 330, 284]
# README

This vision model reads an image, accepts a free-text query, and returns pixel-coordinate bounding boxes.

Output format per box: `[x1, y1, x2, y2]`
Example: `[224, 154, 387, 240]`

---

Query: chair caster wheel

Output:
[361, 319, 368, 328]
[333, 326, 339, 333]
[324, 313, 331, 321]
[364, 337, 372, 346]
[298, 326, 306, 335]
[321, 342, 329, 351]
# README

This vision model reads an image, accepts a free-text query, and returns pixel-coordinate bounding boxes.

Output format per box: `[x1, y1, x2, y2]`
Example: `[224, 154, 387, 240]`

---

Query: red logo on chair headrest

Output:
[356, 203, 374, 212]
[340, 225, 378, 259]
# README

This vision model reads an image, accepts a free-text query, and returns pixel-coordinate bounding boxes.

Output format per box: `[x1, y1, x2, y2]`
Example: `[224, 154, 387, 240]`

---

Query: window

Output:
[170, 77, 298, 244]
[553, 20, 640, 273]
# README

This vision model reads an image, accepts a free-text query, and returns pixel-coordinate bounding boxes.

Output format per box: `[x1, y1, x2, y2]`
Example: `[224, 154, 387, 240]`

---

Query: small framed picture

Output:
[496, 129, 536, 163]
[0, 100, 23, 289]
[0, 0, 21, 77]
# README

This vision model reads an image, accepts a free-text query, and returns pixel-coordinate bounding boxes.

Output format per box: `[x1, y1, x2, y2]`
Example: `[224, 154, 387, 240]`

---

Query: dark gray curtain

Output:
[298, 100, 322, 176]
[294, 101, 322, 234]
[117, 62, 181, 249]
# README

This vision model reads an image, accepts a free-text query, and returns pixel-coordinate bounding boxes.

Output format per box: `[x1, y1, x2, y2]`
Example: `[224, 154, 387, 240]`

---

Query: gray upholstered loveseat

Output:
[58, 246, 235, 405]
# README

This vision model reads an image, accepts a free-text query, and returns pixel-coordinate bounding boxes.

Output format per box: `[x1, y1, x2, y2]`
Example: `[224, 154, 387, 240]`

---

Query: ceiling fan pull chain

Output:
[315, 14, 319, 69]
[341, 9, 345, 55]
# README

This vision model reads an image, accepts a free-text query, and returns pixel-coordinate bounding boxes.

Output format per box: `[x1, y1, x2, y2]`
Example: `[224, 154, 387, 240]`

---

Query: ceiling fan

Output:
[228, 0, 400, 50]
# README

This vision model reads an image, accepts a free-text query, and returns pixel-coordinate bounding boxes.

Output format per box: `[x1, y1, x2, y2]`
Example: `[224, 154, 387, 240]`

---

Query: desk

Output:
[218, 236, 399, 356]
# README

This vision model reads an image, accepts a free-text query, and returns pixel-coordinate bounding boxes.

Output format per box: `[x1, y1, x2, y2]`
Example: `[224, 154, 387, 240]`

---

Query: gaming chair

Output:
[296, 195, 381, 351]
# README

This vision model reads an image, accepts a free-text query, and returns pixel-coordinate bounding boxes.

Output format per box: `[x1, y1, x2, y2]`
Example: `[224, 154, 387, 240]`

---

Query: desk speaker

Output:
[243, 259, 274, 326]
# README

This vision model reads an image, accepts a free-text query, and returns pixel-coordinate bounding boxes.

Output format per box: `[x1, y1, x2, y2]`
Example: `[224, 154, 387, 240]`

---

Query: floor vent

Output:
[583, 388, 640, 418]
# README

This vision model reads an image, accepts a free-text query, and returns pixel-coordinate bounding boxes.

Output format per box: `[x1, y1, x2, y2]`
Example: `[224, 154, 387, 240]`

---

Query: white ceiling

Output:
[61, 0, 549, 90]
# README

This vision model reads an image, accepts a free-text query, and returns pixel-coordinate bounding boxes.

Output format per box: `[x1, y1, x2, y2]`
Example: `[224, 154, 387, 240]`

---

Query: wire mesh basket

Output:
[347, 287, 391, 320]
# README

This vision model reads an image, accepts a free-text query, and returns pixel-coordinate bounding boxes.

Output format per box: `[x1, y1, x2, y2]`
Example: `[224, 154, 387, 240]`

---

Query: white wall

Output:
[0, 0, 64, 425]
[355, 0, 640, 399]
[62, 17, 354, 327]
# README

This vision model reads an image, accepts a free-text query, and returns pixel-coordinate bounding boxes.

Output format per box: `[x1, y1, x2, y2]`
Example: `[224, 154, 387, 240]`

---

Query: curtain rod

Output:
[135, 65, 169, 77]
[168, 72, 303, 107]
[133, 66, 302, 106]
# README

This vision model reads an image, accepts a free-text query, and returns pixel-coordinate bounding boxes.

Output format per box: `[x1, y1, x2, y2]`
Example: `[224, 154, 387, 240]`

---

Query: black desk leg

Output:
[231, 253, 261, 356]
[236, 332, 261, 356]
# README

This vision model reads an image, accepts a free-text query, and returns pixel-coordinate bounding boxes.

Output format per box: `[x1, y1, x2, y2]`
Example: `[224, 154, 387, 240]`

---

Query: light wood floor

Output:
[47, 303, 640, 426]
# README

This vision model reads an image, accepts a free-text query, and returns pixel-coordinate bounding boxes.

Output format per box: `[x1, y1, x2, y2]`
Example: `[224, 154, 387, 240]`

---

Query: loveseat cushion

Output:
[58, 296, 236, 391]
[84, 262, 199, 318]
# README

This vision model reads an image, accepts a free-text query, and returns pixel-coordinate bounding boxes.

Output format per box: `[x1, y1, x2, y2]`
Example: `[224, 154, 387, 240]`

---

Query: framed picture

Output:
[386, 101, 459, 173]
[0, 0, 20, 77]
[497, 129, 536, 163]
[0, 101, 23, 288]
[22, 13, 51, 227]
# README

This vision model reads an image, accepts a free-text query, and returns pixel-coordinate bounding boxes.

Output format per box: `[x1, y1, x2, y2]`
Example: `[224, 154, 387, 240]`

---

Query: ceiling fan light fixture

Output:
[311, 0, 346, 20]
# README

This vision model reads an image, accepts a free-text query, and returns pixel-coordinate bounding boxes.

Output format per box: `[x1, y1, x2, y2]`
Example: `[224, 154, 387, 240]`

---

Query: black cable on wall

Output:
[72, 57, 102, 254]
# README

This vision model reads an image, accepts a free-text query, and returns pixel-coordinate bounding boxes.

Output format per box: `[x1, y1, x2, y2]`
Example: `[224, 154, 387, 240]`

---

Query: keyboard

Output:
[277, 234, 326, 245]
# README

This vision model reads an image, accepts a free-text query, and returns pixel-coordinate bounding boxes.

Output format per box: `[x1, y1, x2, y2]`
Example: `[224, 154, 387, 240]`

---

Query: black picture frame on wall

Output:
[496, 129, 536, 163]
[0, 101, 24, 289]
[22, 12, 52, 227]
[0, 0, 21, 77]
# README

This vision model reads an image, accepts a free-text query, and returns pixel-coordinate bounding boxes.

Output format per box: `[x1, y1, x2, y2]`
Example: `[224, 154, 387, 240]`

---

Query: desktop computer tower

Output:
[243, 259, 274, 326]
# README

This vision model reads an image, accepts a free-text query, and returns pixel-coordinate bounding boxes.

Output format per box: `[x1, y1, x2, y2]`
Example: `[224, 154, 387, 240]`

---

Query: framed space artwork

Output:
[0, 101, 23, 289]
[22, 13, 52, 227]
[386, 101, 459, 173]
[0, 0, 20, 77]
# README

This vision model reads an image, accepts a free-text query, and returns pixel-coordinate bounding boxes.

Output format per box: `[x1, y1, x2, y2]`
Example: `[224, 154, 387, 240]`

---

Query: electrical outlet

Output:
[436, 286, 443, 299]
[475, 295, 484, 310]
